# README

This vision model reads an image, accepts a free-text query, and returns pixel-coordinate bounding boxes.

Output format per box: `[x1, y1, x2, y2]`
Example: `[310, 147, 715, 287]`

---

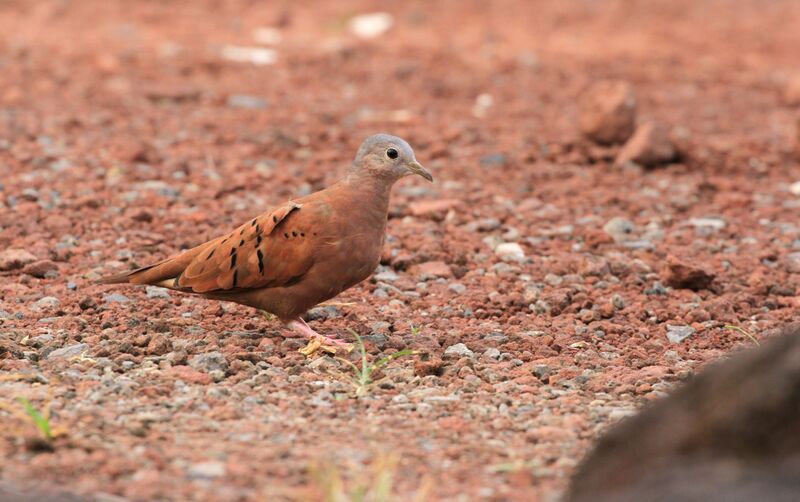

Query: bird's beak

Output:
[406, 160, 433, 182]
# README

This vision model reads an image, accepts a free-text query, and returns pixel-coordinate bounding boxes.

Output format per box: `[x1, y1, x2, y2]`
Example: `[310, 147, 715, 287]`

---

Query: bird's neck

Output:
[342, 171, 395, 215]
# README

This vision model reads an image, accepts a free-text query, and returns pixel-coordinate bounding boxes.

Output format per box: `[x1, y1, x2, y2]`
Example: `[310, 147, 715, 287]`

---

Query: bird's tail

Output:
[95, 244, 209, 287]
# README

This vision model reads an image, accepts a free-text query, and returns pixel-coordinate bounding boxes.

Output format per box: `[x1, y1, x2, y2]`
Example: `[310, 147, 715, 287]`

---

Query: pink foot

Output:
[286, 318, 350, 346]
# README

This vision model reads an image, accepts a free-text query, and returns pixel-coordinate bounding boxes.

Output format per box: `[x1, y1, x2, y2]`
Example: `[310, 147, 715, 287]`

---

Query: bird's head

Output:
[351, 133, 433, 183]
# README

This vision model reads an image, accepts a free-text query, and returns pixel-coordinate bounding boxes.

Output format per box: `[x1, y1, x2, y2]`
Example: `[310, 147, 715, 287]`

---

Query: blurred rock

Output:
[444, 343, 474, 358]
[147, 334, 173, 356]
[348, 12, 393, 39]
[603, 217, 636, 243]
[579, 80, 637, 145]
[666, 325, 695, 344]
[616, 122, 675, 167]
[410, 261, 452, 280]
[189, 351, 229, 374]
[495, 242, 525, 262]
[47, 343, 89, 360]
[21, 260, 58, 278]
[662, 255, 715, 291]
[0, 249, 37, 271]
[408, 199, 461, 220]
[568, 325, 800, 502]
[782, 74, 800, 106]
[221, 45, 277, 65]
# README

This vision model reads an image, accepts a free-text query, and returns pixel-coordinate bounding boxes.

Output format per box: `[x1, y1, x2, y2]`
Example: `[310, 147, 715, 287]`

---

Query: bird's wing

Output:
[176, 201, 316, 293]
[102, 200, 318, 293]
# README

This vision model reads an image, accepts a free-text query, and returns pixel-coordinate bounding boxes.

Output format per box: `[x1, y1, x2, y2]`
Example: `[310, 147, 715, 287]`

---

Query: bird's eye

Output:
[386, 148, 398, 159]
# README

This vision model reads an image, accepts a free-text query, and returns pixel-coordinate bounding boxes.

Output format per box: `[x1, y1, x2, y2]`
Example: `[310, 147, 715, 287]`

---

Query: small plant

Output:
[336, 330, 416, 396]
[310, 452, 431, 502]
[724, 325, 760, 346]
[16, 397, 54, 440]
[410, 324, 421, 337]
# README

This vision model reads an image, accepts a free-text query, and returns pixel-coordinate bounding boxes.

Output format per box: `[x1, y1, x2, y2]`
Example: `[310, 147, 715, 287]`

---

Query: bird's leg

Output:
[285, 318, 350, 347]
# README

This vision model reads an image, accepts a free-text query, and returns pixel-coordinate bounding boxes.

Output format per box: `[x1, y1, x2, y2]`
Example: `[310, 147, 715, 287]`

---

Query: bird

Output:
[98, 134, 432, 348]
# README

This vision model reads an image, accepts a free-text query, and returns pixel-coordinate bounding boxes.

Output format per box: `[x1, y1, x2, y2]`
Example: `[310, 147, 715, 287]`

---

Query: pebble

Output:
[603, 217, 636, 242]
[374, 269, 400, 282]
[444, 343, 474, 358]
[305, 305, 341, 321]
[784, 252, 800, 273]
[0, 248, 37, 271]
[579, 80, 636, 145]
[448, 282, 467, 294]
[47, 343, 89, 360]
[226, 94, 268, 109]
[495, 242, 525, 262]
[689, 217, 727, 232]
[104, 293, 131, 304]
[21, 260, 59, 278]
[188, 461, 226, 479]
[146, 286, 171, 299]
[615, 121, 675, 167]
[410, 261, 452, 280]
[348, 12, 393, 39]
[33, 296, 60, 311]
[482, 348, 501, 360]
[189, 351, 229, 374]
[464, 218, 501, 232]
[789, 181, 800, 197]
[666, 325, 696, 344]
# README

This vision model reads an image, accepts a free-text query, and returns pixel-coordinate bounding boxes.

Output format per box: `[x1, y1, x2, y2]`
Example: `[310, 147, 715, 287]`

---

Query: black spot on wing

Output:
[257, 249, 264, 274]
[230, 253, 237, 269]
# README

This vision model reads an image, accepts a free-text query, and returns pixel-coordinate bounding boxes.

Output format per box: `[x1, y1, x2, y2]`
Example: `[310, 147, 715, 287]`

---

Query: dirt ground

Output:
[1, 0, 800, 500]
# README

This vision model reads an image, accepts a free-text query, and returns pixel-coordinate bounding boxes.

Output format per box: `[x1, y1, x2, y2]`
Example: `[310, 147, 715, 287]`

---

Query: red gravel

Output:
[1, 1, 800, 500]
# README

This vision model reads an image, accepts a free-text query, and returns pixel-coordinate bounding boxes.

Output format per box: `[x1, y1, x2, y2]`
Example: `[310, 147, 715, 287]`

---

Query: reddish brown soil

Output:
[1, 1, 800, 500]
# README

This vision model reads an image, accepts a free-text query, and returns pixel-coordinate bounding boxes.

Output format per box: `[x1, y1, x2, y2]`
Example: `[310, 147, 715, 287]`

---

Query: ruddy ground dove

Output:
[99, 134, 432, 347]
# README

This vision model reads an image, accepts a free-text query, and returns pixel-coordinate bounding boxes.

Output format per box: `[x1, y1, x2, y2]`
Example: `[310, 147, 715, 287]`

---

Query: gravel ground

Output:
[1, 0, 800, 500]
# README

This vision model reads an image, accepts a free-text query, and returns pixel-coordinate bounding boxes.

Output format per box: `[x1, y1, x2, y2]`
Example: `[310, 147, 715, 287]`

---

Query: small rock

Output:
[448, 282, 467, 294]
[167, 365, 211, 384]
[410, 261, 452, 280]
[348, 12, 393, 39]
[444, 343, 474, 358]
[689, 217, 726, 232]
[408, 199, 461, 220]
[464, 218, 502, 232]
[784, 252, 800, 273]
[47, 343, 89, 360]
[373, 269, 400, 282]
[304, 305, 341, 321]
[189, 351, 229, 374]
[0, 248, 37, 271]
[789, 181, 800, 197]
[603, 217, 636, 242]
[188, 461, 226, 479]
[783, 74, 800, 106]
[147, 334, 173, 356]
[33, 296, 60, 311]
[482, 348, 501, 360]
[662, 255, 715, 291]
[480, 153, 507, 168]
[221, 45, 277, 65]
[616, 121, 675, 167]
[532, 364, 552, 380]
[226, 94, 268, 109]
[579, 80, 637, 145]
[104, 293, 131, 304]
[495, 242, 525, 262]
[644, 281, 668, 295]
[666, 325, 696, 344]
[145, 286, 171, 299]
[21, 260, 58, 278]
